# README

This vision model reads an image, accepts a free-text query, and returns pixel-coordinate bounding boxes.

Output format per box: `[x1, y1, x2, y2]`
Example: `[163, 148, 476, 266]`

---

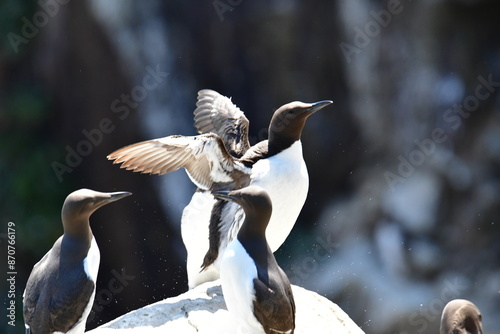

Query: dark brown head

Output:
[212, 185, 272, 235]
[61, 189, 132, 239]
[268, 100, 332, 154]
[440, 299, 484, 334]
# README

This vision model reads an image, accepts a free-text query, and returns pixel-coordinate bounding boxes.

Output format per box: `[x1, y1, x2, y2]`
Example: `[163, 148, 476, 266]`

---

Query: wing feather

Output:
[193, 89, 251, 158]
[108, 133, 250, 190]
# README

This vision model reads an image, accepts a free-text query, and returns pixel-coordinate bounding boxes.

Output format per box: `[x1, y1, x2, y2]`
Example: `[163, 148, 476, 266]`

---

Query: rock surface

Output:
[87, 280, 365, 334]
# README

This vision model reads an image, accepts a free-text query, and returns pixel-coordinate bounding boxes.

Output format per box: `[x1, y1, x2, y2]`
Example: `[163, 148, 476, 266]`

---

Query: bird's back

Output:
[23, 237, 96, 334]
[24, 241, 61, 332]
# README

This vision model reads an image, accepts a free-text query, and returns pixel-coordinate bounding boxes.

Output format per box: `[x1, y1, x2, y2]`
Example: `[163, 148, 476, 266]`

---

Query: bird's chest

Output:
[220, 241, 263, 329]
[250, 143, 309, 250]
[251, 141, 309, 196]
[83, 237, 100, 282]
[252, 157, 308, 195]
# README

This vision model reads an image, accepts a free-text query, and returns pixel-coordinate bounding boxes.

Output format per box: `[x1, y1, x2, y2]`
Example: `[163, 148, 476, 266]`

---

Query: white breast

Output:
[83, 237, 100, 282]
[182, 191, 220, 289]
[251, 140, 309, 251]
[220, 240, 266, 333]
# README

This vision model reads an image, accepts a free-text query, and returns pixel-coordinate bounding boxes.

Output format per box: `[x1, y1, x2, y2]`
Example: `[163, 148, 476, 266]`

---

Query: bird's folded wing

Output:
[252, 278, 295, 334]
[23, 252, 52, 326]
[22, 286, 38, 326]
[108, 133, 248, 190]
[194, 89, 251, 158]
[49, 277, 95, 332]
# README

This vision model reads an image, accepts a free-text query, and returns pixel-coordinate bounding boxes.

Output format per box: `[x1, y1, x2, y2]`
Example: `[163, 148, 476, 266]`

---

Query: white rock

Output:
[87, 280, 364, 334]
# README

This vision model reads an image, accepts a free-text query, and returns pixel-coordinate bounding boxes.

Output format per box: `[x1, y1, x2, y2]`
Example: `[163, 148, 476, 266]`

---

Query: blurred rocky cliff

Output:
[1, 1, 499, 333]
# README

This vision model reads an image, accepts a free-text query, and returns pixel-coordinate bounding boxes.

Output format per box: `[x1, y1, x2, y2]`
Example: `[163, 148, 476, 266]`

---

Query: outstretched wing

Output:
[107, 133, 250, 190]
[194, 89, 251, 158]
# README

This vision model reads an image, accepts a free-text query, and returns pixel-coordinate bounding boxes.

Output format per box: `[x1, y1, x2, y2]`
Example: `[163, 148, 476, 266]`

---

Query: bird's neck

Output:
[269, 132, 306, 156]
[268, 119, 305, 155]
[237, 216, 269, 256]
[62, 216, 93, 244]
[238, 225, 273, 284]
[61, 232, 93, 262]
[268, 137, 294, 156]
[238, 224, 265, 241]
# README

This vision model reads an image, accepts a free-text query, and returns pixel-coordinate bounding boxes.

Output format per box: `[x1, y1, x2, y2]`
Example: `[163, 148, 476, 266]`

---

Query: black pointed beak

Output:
[307, 100, 332, 114]
[106, 191, 132, 203]
[212, 190, 235, 202]
[92, 191, 132, 211]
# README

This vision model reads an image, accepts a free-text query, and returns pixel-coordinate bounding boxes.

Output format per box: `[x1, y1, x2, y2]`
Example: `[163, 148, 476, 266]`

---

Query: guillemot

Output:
[214, 186, 295, 334]
[23, 189, 131, 334]
[440, 299, 483, 334]
[107, 89, 332, 288]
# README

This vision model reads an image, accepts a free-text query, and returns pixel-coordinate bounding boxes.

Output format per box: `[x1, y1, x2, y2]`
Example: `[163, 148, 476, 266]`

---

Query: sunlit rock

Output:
[87, 280, 365, 334]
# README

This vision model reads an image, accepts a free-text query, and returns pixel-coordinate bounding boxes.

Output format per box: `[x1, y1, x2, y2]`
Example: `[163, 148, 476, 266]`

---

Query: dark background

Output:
[1, 1, 499, 333]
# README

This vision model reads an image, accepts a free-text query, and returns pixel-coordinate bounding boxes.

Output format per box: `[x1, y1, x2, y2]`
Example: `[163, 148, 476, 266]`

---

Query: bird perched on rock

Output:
[214, 185, 295, 334]
[107, 89, 332, 289]
[23, 189, 132, 334]
[440, 299, 484, 334]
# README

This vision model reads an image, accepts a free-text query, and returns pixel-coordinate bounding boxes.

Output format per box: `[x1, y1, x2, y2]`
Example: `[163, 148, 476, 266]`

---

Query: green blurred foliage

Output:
[0, 79, 73, 332]
[0, 0, 36, 57]
[1, 84, 72, 257]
